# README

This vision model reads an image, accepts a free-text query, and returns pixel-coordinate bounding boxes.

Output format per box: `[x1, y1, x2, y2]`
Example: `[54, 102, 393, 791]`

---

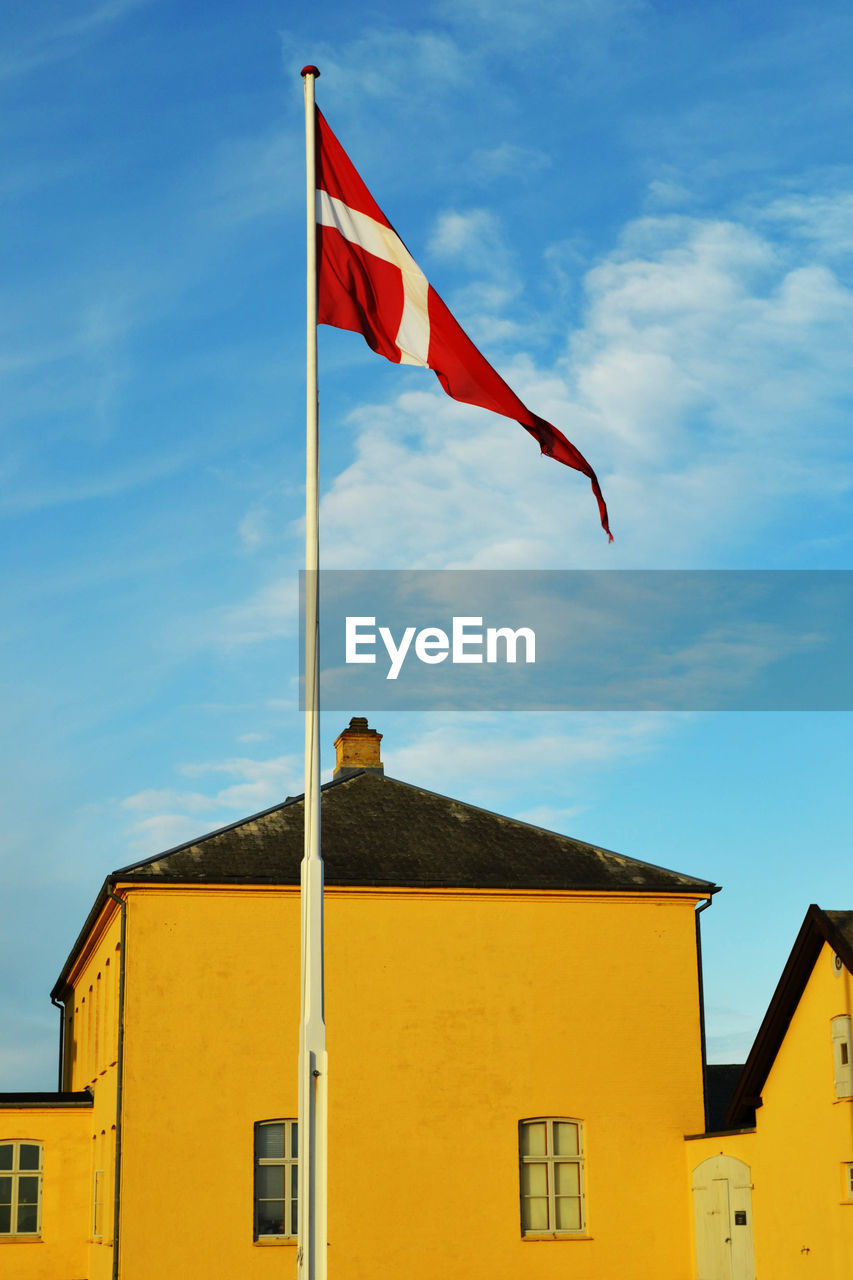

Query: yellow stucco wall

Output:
[63, 902, 123, 1280]
[0, 1104, 91, 1280]
[112, 882, 707, 1279]
[686, 942, 853, 1279]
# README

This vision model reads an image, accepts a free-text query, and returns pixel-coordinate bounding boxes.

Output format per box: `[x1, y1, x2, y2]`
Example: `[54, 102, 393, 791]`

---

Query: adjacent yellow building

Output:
[687, 904, 853, 1279]
[2, 719, 851, 1279]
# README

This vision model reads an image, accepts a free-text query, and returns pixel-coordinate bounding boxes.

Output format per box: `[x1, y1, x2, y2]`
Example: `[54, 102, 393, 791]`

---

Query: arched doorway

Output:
[691, 1154, 755, 1280]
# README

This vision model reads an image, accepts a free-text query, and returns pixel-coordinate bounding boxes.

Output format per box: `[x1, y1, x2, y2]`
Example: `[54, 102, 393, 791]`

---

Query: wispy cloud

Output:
[0, 450, 191, 518]
[759, 189, 853, 260]
[281, 29, 468, 111]
[0, 0, 149, 83]
[427, 207, 523, 342]
[469, 143, 551, 183]
[213, 578, 300, 648]
[434, 0, 646, 52]
[704, 1003, 763, 1064]
[385, 711, 677, 812]
[203, 129, 303, 227]
[120, 753, 302, 855]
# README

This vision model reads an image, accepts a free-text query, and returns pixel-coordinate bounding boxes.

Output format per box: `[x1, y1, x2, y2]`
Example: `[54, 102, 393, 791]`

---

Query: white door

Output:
[691, 1155, 755, 1280]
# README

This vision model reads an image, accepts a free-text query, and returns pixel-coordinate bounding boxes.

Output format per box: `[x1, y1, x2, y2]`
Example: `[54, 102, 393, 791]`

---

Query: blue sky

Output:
[2, 0, 852, 1088]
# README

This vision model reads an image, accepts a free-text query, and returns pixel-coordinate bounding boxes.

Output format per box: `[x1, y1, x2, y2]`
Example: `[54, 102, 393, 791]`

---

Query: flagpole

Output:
[298, 64, 327, 1280]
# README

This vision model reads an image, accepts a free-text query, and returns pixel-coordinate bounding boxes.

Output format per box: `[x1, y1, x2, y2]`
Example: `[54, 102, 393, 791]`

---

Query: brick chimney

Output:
[333, 717, 384, 779]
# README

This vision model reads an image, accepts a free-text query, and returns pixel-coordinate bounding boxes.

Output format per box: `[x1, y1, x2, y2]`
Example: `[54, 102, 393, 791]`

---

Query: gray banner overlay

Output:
[300, 571, 853, 711]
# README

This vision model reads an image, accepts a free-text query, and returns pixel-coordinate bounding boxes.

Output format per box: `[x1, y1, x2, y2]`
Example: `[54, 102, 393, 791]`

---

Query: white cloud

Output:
[124, 813, 213, 856]
[238, 506, 271, 551]
[120, 754, 302, 856]
[313, 198, 853, 569]
[214, 578, 299, 646]
[428, 209, 519, 300]
[469, 143, 551, 183]
[385, 711, 677, 812]
[645, 178, 694, 209]
[434, 0, 645, 44]
[319, 386, 577, 569]
[572, 215, 853, 474]
[761, 190, 853, 258]
[179, 755, 301, 811]
[426, 210, 522, 342]
[512, 804, 588, 832]
[704, 1003, 762, 1064]
[429, 209, 507, 264]
[280, 30, 467, 114]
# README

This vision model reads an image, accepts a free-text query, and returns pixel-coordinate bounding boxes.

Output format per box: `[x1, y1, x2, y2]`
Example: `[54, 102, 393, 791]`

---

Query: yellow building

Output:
[1, 720, 850, 1279]
[688, 904, 853, 1280]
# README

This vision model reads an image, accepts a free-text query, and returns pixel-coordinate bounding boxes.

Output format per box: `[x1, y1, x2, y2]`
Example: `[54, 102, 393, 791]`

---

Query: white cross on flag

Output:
[314, 107, 612, 540]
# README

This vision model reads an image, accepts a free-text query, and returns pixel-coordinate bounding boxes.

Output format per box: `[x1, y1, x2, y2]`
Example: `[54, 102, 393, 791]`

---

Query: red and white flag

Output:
[313, 108, 612, 540]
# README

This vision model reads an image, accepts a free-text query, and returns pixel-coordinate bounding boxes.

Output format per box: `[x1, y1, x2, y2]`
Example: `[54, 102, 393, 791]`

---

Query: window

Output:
[92, 1169, 105, 1238]
[254, 1120, 297, 1239]
[519, 1118, 585, 1235]
[0, 1142, 43, 1237]
[831, 1015, 853, 1099]
[845, 1162, 853, 1201]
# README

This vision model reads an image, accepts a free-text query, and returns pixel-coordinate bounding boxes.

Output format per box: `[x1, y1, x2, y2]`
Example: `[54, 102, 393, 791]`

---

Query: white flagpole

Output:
[298, 64, 327, 1280]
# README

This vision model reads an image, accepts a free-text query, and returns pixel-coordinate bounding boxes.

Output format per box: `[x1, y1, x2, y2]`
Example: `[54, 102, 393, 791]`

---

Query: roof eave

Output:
[723, 904, 853, 1128]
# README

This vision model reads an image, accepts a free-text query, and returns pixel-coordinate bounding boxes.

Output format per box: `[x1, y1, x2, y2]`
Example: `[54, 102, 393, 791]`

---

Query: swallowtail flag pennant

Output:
[313, 107, 612, 540]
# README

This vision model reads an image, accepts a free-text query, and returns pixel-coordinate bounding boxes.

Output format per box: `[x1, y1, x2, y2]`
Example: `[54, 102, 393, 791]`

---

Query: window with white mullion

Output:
[519, 1118, 584, 1235]
[92, 1168, 105, 1238]
[832, 1015, 853, 1098]
[0, 1142, 43, 1237]
[254, 1119, 298, 1239]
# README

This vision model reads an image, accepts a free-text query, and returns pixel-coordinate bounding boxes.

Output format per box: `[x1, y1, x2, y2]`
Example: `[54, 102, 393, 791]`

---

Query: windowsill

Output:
[254, 1237, 298, 1246]
[522, 1233, 594, 1242]
[0, 1236, 42, 1244]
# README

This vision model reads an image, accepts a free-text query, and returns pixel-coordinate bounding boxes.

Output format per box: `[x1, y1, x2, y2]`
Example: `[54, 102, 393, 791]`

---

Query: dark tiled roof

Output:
[723, 905, 853, 1129]
[52, 771, 717, 999]
[113, 770, 717, 894]
[0, 1091, 93, 1108]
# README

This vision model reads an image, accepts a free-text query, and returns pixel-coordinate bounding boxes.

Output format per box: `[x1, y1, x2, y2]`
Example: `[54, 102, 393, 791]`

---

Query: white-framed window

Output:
[254, 1120, 297, 1239]
[519, 1118, 585, 1235]
[831, 1015, 852, 1099]
[0, 1141, 43, 1237]
[845, 1162, 853, 1201]
[92, 1168, 105, 1238]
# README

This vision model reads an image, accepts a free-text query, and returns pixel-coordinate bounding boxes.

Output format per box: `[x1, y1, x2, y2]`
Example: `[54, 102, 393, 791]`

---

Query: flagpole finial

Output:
[301, 65, 320, 78]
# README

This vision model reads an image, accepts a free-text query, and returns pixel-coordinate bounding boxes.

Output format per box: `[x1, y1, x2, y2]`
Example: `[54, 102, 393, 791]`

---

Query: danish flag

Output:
[314, 107, 612, 540]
